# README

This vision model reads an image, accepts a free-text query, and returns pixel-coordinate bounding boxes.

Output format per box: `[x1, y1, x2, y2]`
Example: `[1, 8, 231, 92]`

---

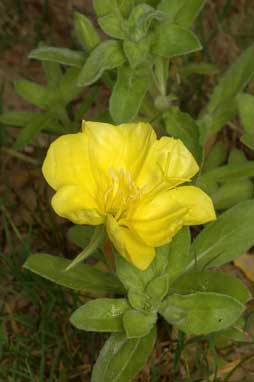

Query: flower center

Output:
[103, 168, 142, 220]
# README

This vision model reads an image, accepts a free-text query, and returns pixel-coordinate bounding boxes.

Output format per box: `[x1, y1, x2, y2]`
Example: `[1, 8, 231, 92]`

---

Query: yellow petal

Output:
[137, 137, 199, 190]
[169, 186, 216, 225]
[106, 215, 155, 270]
[52, 185, 104, 225]
[127, 188, 187, 247]
[42, 133, 96, 196]
[82, 121, 156, 181]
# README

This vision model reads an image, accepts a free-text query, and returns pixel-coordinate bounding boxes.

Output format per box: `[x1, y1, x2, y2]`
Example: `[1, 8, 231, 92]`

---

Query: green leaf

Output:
[93, 0, 133, 18]
[110, 64, 151, 123]
[59, 67, 83, 104]
[127, 4, 165, 42]
[211, 180, 252, 210]
[91, 327, 156, 382]
[70, 298, 129, 332]
[198, 161, 254, 184]
[115, 243, 169, 294]
[187, 201, 254, 270]
[29, 47, 86, 67]
[159, 292, 244, 335]
[93, 0, 117, 17]
[0, 111, 35, 127]
[203, 142, 227, 173]
[24, 253, 125, 295]
[199, 102, 238, 143]
[163, 107, 202, 163]
[78, 40, 126, 87]
[146, 274, 168, 302]
[199, 45, 254, 140]
[74, 12, 100, 51]
[66, 225, 105, 271]
[14, 114, 62, 150]
[170, 271, 251, 304]
[123, 310, 157, 338]
[115, 253, 145, 292]
[237, 93, 254, 149]
[152, 23, 202, 58]
[158, 0, 206, 28]
[14, 80, 50, 109]
[42, 61, 62, 86]
[127, 289, 147, 310]
[98, 14, 127, 39]
[123, 36, 152, 68]
[207, 46, 254, 113]
[167, 227, 191, 285]
[67, 225, 95, 248]
[180, 62, 219, 78]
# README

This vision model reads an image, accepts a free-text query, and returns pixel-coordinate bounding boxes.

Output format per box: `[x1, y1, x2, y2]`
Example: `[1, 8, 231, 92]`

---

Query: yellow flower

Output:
[42, 121, 215, 270]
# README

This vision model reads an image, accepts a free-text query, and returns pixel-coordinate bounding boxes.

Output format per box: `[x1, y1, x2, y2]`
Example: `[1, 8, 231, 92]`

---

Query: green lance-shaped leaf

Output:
[146, 274, 168, 303]
[42, 61, 62, 86]
[237, 93, 254, 150]
[98, 14, 128, 40]
[199, 45, 254, 142]
[152, 22, 202, 58]
[59, 67, 83, 105]
[74, 12, 100, 51]
[186, 200, 254, 271]
[159, 292, 244, 335]
[123, 309, 157, 338]
[70, 298, 129, 332]
[170, 271, 251, 304]
[110, 64, 151, 124]
[211, 180, 252, 210]
[164, 107, 202, 164]
[78, 40, 126, 87]
[202, 142, 227, 173]
[197, 161, 254, 184]
[180, 62, 219, 78]
[66, 225, 105, 271]
[91, 327, 156, 382]
[158, 0, 206, 28]
[115, 244, 169, 293]
[24, 254, 125, 295]
[0, 111, 35, 127]
[123, 35, 152, 68]
[29, 47, 86, 67]
[14, 114, 63, 150]
[93, 0, 133, 18]
[67, 225, 95, 249]
[127, 4, 165, 42]
[166, 227, 191, 285]
[14, 80, 50, 109]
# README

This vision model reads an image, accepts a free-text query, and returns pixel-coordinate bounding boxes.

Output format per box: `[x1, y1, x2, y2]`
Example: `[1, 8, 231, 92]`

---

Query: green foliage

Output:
[70, 298, 129, 332]
[152, 23, 202, 58]
[78, 40, 126, 86]
[110, 64, 151, 123]
[199, 45, 254, 142]
[74, 12, 101, 50]
[91, 327, 156, 382]
[164, 108, 202, 163]
[24, 254, 125, 295]
[170, 271, 251, 304]
[123, 310, 157, 338]
[29, 47, 86, 67]
[158, 0, 206, 28]
[188, 201, 254, 270]
[237, 93, 254, 149]
[159, 292, 244, 335]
